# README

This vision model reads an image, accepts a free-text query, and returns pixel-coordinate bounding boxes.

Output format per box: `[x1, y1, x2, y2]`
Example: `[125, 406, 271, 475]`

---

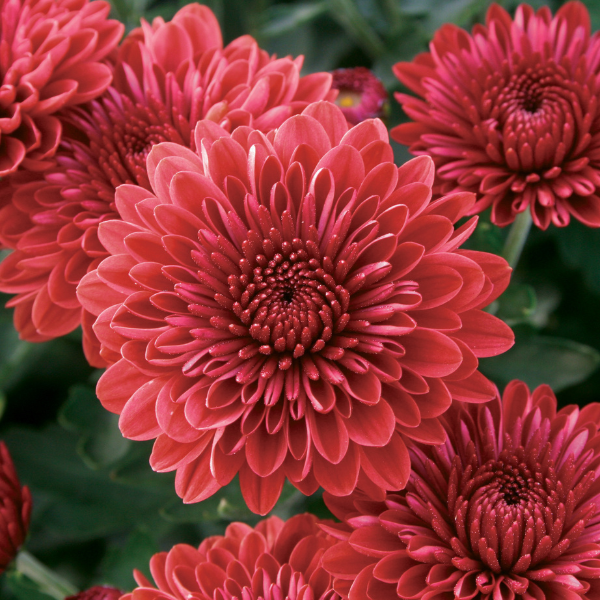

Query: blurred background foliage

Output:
[3, 0, 600, 597]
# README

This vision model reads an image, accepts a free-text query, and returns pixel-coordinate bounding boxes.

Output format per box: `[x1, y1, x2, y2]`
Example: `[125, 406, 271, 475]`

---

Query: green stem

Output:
[15, 551, 78, 599]
[272, 489, 307, 520]
[502, 209, 533, 269]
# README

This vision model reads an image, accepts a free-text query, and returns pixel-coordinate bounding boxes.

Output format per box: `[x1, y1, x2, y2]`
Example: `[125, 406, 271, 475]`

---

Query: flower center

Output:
[487, 59, 576, 171]
[113, 100, 185, 187]
[75, 92, 188, 192]
[228, 235, 351, 361]
[473, 458, 541, 507]
[336, 91, 362, 108]
[501, 70, 548, 116]
[452, 445, 595, 574]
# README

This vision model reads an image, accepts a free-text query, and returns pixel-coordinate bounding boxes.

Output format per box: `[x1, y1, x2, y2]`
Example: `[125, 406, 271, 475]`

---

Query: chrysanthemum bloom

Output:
[0, 0, 123, 176]
[332, 67, 388, 126]
[122, 514, 339, 600]
[0, 3, 335, 366]
[66, 587, 122, 600]
[322, 380, 600, 600]
[0, 441, 32, 574]
[392, 2, 600, 229]
[77, 101, 514, 513]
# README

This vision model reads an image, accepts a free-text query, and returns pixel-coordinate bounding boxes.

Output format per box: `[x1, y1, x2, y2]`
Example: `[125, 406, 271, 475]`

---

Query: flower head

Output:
[66, 587, 123, 600]
[322, 380, 600, 600]
[122, 514, 339, 600]
[392, 2, 600, 229]
[77, 100, 513, 513]
[332, 67, 388, 125]
[0, 441, 31, 574]
[0, 3, 335, 366]
[0, 0, 123, 176]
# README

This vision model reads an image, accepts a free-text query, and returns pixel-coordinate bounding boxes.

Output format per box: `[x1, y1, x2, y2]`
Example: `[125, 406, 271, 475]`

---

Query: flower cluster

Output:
[122, 514, 339, 600]
[321, 381, 600, 600]
[1, 3, 600, 598]
[393, 1, 600, 229]
[0, 0, 124, 176]
[0, 2, 335, 365]
[77, 100, 513, 514]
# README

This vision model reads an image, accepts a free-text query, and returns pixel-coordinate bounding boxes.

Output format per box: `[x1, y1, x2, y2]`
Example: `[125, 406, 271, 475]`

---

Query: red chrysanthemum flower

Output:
[332, 67, 388, 126]
[0, 0, 123, 176]
[322, 380, 600, 600]
[0, 441, 32, 574]
[392, 2, 600, 229]
[0, 3, 335, 366]
[122, 514, 338, 600]
[77, 100, 514, 514]
[66, 587, 122, 600]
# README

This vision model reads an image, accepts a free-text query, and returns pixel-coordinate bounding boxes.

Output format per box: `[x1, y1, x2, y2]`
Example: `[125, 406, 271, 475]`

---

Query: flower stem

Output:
[502, 209, 533, 269]
[15, 550, 78, 599]
[272, 489, 307, 520]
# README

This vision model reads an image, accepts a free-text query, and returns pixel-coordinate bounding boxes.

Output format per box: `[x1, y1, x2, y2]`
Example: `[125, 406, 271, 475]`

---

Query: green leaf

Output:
[463, 217, 505, 255]
[160, 479, 258, 525]
[109, 441, 175, 491]
[5, 572, 58, 600]
[59, 385, 130, 469]
[495, 283, 537, 326]
[481, 331, 600, 392]
[327, 0, 385, 57]
[100, 530, 158, 591]
[3, 426, 175, 549]
[554, 220, 600, 296]
[259, 2, 328, 37]
[0, 333, 38, 394]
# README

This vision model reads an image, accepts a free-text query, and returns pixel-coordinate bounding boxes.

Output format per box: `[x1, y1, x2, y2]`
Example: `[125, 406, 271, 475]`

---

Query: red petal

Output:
[396, 563, 431, 599]
[401, 328, 463, 378]
[245, 425, 288, 477]
[32, 283, 81, 336]
[313, 441, 360, 495]
[150, 433, 211, 473]
[307, 406, 349, 464]
[302, 101, 348, 146]
[119, 378, 164, 440]
[360, 433, 410, 491]
[97, 359, 152, 413]
[322, 542, 376, 579]
[274, 114, 331, 167]
[444, 370, 497, 403]
[373, 550, 416, 583]
[175, 446, 221, 503]
[397, 417, 446, 445]
[349, 526, 404, 557]
[344, 399, 396, 447]
[451, 310, 514, 357]
[239, 463, 285, 515]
